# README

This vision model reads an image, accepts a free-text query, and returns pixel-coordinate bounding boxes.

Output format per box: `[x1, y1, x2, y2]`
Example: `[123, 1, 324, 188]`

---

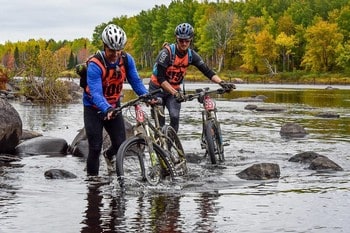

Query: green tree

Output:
[67, 51, 75, 70]
[151, 5, 171, 53]
[134, 10, 155, 68]
[23, 40, 41, 77]
[335, 40, 350, 72]
[206, 9, 239, 72]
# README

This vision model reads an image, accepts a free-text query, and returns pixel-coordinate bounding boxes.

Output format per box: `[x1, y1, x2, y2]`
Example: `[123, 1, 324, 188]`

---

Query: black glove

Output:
[219, 81, 236, 91]
[107, 107, 119, 119]
[174, 91, 185, 103]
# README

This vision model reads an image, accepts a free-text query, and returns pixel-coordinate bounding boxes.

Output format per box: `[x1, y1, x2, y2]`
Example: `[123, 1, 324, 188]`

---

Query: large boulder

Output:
[0, 98, 22, 154]
[69, 128, 88, 158]
[69, 118, 134, 158]
[15, 136, 68, 156]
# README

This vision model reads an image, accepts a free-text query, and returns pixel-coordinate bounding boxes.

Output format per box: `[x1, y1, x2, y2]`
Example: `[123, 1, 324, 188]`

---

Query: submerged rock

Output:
[280, 122, 307, 138]
[44, 169, 77, 179]
[309, 156, 343, 171]
[288, 151, 325, 163]
[315, 111, 340, 118]
[236, 163, 280, 180]
[289, 151, 343, 171]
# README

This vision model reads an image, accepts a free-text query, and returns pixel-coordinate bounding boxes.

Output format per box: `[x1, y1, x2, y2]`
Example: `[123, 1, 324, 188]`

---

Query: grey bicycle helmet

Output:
[101, 24, 127, 50]
[175, 23, 194, 39]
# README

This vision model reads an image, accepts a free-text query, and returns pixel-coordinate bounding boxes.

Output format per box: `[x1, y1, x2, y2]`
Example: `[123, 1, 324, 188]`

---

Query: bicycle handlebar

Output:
[111, 89, 162, 118]
[184, 87, 229, 102]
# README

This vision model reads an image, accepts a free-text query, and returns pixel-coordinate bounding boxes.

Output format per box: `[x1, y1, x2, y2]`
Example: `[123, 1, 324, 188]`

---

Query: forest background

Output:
[1, 0, 350, 103]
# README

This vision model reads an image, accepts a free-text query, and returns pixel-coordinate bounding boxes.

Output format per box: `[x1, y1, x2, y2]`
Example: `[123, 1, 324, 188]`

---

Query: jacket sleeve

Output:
[87, 62, 111, 113]
[125, 54, 148, 96]
[191, 50, 216, 80]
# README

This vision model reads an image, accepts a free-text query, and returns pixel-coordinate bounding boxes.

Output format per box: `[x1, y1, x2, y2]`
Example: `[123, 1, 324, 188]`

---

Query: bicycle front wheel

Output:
[162, 125, 188, 176]
[116, 136, 175, 187]
[115, 136, 147, 188]
[204, 120, 224, 164]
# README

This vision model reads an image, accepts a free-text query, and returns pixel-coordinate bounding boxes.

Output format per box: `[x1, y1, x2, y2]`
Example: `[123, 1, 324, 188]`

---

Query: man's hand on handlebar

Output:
[219, 81, 236, 91]
[105, 107, 121, 120]
[174, 91, 186, 103]
[148, 97, 163, 106]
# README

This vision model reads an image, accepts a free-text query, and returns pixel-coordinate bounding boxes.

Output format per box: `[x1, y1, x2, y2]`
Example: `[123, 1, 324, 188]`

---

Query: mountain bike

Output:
[184, 87, 233, 164]
[113, 90, 187, 189]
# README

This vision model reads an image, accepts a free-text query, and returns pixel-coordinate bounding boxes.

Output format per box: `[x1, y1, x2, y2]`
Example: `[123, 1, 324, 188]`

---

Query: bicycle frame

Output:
[133, 104, 186, 174]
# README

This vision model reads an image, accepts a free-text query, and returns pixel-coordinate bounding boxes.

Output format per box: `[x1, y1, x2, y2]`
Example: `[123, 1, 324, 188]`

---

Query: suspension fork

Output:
[134, 104, 158, 166]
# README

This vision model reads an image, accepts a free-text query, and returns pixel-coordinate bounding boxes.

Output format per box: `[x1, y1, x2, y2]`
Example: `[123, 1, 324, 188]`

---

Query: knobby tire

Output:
[115, 136, 175, 188]
[204, 120, 224, 164]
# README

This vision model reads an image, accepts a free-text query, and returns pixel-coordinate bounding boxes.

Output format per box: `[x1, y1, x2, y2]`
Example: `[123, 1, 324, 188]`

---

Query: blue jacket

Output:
[83, 52, 148, 113]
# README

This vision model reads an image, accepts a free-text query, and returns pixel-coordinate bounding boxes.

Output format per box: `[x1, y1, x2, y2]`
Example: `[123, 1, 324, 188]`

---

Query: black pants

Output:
[84, 106, 126, 176]
[149, 82, 181, 132]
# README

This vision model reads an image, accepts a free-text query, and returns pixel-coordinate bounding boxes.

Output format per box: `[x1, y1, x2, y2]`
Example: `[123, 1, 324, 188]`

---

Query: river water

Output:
[1, 83, 349, 233]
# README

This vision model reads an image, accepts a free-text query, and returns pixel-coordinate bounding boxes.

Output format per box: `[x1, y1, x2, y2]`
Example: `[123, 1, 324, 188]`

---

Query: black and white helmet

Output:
[174, 23, 194, 39]
[101, 24, 127, 50]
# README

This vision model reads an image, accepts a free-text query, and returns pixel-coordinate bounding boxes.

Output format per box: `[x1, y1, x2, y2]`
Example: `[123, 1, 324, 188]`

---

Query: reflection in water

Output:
[80, 181, 184, 232]
[81, 182, 103, 233]
[81, 181, 128, 233]
[149, 194, 181, 233]
[81, 181, 226, 232]
[194, 192, 218, 233]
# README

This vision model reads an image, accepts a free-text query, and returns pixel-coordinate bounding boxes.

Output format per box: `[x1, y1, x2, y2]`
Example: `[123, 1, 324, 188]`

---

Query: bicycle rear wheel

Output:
[162, 125, 188, 176]
[204, 120, 224, 164]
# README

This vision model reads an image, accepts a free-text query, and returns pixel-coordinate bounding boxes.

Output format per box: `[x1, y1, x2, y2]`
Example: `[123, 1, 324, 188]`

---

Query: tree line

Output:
[1, 0, 350, 101]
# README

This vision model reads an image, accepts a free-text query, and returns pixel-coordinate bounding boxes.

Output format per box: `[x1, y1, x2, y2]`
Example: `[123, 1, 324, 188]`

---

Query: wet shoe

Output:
[103, 152, 116, 174]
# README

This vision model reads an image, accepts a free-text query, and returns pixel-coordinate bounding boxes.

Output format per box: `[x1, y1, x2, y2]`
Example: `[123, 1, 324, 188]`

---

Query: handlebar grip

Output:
[111, 108, 122, 118]
[217, 88, 226, 94]
[185, 94, 196, 101]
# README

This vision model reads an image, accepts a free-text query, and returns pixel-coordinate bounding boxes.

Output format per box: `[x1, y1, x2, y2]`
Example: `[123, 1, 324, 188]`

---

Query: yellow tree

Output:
[241, 16, 266, 73]
[302, 19, 343, 71]
[55, 46, 71, 70]
[255, 29, 278, 74]
[275, 32, 298, 72]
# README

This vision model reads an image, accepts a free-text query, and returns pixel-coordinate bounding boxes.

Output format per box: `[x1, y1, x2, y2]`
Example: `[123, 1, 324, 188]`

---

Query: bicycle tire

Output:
[162, 125, 188, 176]
[116, 136, 175, 187]
[115, 136, 147, 188]
[204, 120, 224, 164]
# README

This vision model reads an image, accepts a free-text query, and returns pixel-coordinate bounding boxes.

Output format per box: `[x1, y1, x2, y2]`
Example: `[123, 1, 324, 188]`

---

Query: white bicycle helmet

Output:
[102, 24, 127, 50]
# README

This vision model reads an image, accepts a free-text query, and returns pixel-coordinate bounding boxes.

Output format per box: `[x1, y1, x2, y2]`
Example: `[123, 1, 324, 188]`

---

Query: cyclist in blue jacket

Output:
[83, 24, 148, 176]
